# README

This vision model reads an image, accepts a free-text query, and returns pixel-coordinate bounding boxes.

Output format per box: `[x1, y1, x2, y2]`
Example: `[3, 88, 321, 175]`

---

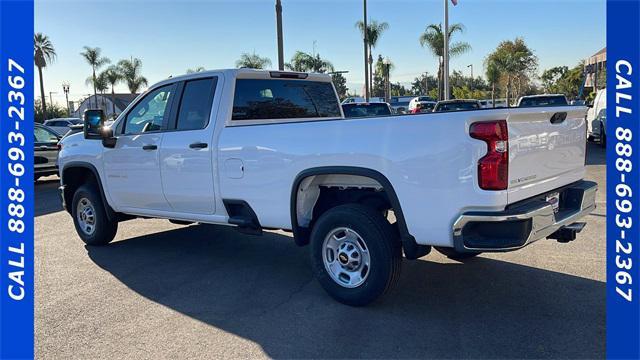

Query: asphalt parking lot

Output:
[35, 143, 606, 359]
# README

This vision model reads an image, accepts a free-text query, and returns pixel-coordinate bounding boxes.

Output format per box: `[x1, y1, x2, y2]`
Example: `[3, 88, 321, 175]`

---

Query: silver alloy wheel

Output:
[76, 197, 96, 236]
[322, 227, 371, 288]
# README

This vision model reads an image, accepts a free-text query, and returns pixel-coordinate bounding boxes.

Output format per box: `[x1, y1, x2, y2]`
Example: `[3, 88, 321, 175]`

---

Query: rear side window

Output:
[232, 79, 341, 121]
[519, 96, 568, 107]
[176, 78, 217, 130]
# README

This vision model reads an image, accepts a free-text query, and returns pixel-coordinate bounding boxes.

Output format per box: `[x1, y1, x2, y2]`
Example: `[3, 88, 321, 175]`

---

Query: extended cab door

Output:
[159, 76, 219, 214]
[103, 84, 177, 211]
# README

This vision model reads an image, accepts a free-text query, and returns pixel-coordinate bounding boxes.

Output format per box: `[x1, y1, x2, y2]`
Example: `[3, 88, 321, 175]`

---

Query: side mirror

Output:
[83, 109, 105, 139]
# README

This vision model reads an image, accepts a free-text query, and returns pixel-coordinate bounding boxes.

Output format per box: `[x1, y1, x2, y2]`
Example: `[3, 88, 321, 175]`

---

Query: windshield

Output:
[342, 103, 391, 118]
[434, 101, 479, 112]
[519, 96, 568, 107]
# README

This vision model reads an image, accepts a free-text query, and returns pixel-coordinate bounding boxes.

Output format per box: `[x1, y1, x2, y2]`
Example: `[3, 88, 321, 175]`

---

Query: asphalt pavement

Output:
[35, 143, 607, 359]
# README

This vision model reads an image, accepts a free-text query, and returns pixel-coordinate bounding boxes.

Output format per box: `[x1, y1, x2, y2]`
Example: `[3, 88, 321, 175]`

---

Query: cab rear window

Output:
[232, 79, 341, 121]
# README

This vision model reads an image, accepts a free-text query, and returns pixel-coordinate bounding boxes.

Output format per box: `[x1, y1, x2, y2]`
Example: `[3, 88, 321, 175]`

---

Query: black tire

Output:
[435, 246, 481, 260]
[71, 184, 118, 246]
[310, 204, 402, 306]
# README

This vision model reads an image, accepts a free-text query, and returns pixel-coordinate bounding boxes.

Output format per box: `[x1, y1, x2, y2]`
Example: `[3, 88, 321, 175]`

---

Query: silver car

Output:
[43, 117, 82, 136]
[35, 124, 61, 181]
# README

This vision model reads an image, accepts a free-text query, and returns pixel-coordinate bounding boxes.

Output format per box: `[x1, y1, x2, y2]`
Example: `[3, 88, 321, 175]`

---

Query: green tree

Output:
[118, 58, 148, 94]
[356, 20, 389, 95]
[34, 98, 66, 123]
[419, 23, 471, 100]
[286, 51, 334, 73]
[485, 60, 501, 106]
[411, 73, 438, 95]
[102, 65, 123, 115]
[80, 46, 110, 108]
[34, 33, 56, 121]
[541, 63, 585, 99]
[485, 38, 538, 105]
[186, 66, 206, 74]
[85, 72, 109, 110]
[372, 55, 394, 98]
[331, 72, 348, 100]
[235, 52, 272, 69]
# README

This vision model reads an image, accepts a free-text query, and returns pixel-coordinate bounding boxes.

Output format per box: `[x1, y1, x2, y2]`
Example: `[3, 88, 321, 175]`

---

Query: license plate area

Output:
[546, 192, 560, 213]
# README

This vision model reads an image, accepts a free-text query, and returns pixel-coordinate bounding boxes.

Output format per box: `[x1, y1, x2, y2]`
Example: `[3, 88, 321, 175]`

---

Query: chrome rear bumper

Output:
[452, 180, 598, 252]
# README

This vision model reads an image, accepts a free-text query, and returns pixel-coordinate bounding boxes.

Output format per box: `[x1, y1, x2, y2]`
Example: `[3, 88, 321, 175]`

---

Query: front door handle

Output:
[189, 142, 208, 149]
[142, 144, 158, 151]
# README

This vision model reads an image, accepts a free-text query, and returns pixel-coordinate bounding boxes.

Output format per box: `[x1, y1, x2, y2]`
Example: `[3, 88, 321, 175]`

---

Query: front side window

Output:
[34, 127, 59, 142]
[176, 78, 217, 130]
[232, 79, 341, 121]
[123, 84, 175, 134]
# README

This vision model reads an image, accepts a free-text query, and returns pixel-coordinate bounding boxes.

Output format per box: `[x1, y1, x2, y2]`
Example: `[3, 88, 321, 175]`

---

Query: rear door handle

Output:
[142, 144, 157, 151]
[189, 142, 208, 149]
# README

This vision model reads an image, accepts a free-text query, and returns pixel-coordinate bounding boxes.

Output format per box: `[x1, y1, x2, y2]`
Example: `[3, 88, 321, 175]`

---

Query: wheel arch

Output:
[290, 166, 413, 247]
[61, 162, 116, 221]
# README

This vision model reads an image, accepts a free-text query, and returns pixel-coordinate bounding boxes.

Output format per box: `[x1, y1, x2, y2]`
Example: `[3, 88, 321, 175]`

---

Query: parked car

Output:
[590, 108, 607, 147]
[341, 96, 384, 105]
[479, 99, 508, 108]
[35, 124, 61, 181]
[342, 102, 392, 118]
[408, 96, 436, 112]
[516, 94, 568, 108]
[433, 99, 481, 112]
[59, 69, 597, 306]
[409, 101, 436, 114]
[389, 96, 415, 114]
[587, 88, 606, 141]
[43, 117, 83, 136]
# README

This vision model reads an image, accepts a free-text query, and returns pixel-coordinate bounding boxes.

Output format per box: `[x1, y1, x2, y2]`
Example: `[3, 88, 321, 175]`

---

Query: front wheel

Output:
[71, 184, 118, 246]
[310, 204, 402, 306]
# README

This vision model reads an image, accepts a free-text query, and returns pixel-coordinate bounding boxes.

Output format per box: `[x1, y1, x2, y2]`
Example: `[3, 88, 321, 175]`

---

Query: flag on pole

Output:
[451, 0, 458, 5]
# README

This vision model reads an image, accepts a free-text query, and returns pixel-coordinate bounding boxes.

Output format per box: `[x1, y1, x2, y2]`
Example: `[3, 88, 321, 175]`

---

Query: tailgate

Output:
[507, 106, 587, 203]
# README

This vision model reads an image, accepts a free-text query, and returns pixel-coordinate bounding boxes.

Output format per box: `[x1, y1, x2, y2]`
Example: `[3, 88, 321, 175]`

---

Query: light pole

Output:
[467, 64, 473, 90]
[383, 57, 391, 102]
[49, 92, 57, 109]
[275, 0, 284, 70]
[424, 72, 429, 95]
[363, 0, 369, 101]
[62, 82, 70, 116]
[443, 0, 450, 100]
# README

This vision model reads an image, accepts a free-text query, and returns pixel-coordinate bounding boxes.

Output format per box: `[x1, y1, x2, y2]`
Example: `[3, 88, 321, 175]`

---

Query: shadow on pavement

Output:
[87, 224, 605, 359]
[35, 178, 63, 217]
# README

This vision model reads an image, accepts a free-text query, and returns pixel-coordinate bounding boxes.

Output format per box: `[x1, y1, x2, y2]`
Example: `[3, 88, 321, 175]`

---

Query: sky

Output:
[35, 0, 605, 105]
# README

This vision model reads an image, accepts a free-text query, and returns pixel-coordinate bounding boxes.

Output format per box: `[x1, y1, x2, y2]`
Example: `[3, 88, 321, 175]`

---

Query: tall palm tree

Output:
[118, 58, 148, 94]
[80, 46, 110, 108]
[34, 33, 56, 121]
[85, 73, 109, 110]
[235, 52, 272, 69]
[419, 23, 471, 100]
[285, 51, 334, 73]
[102, 66, 122, 115]
[356, 20, 389, 96]
[485, 61, 501, 107]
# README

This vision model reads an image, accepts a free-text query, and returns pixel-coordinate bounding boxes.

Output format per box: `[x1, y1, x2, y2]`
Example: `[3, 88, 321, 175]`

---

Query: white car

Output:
[587, 88, 606, 141]
[43, 118, 83, 136]
[58, 69, 597, 306]
[341, 96, 384, 104]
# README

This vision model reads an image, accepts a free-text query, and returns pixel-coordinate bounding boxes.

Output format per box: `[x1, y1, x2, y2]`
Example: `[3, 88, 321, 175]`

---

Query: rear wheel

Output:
[310, 204, 402, 306]
[71, 184, 118, 246]
[435, 246, 481, 260]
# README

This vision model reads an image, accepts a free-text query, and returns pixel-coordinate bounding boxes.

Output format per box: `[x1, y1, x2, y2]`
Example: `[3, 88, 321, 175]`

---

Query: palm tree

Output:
[235, 52, 272, 69]
[356, 20, 389, 95]
[118, 58, 148, 94]
[419, 23, 471, 99]
[285, 51, 334, 73]
[80, 46, 110, 108]
[85, 73, 109, 110]
[34, 33, 56, 121]
[485, 60, 501, 107]
[186, 66, 206, 74]
[102, 66, 122, 115]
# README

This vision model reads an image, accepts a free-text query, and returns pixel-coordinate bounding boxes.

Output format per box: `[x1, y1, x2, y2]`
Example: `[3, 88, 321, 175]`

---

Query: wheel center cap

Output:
[338, 253, 349, 264]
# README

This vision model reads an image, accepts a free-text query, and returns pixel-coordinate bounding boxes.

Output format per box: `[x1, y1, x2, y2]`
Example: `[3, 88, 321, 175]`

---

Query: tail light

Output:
[470, 120, 508, 190]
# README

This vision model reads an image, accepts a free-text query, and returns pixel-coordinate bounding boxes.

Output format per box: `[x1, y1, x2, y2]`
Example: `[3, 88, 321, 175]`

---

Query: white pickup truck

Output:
[59, 69, 597, 306]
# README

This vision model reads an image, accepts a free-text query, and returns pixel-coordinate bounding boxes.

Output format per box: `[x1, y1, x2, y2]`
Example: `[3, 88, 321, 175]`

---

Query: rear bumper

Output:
[452, 180, 597, 252]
